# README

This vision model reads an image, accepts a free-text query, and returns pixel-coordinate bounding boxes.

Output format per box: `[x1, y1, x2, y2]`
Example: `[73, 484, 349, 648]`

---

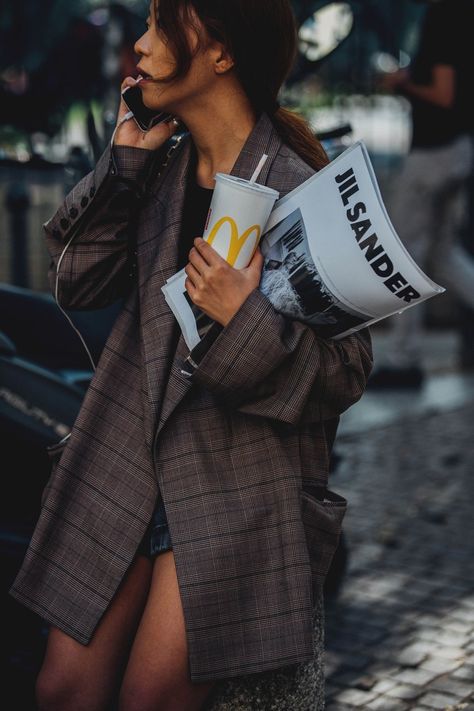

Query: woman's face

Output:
[134, 0, 222, 115]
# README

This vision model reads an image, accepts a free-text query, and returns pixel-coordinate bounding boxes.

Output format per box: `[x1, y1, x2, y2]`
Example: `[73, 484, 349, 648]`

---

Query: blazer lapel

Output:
[154, 111, 283, 440]
[138, 135, 194, 446]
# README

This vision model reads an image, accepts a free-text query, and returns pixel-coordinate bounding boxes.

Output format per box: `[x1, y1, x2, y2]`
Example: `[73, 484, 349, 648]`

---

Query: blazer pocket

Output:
[41, 437, 69, 507]
[300, 484, 348, 596]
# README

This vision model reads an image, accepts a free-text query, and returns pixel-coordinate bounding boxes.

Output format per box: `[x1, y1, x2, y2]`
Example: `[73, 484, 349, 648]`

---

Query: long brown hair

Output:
[153, 0, 329, 171]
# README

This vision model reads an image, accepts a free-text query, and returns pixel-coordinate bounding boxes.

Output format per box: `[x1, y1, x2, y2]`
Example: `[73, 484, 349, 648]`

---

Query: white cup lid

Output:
[215, 173, 279, 199]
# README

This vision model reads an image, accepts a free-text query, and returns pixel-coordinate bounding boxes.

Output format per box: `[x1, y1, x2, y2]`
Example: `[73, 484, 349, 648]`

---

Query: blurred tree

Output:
[0, 1, 147, 138]
[0, 1, 104, 135]
[0, 0, 88, 72]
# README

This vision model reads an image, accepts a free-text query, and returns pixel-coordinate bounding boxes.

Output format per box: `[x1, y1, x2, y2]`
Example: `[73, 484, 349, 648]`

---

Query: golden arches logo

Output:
[206, 216, 261, 267]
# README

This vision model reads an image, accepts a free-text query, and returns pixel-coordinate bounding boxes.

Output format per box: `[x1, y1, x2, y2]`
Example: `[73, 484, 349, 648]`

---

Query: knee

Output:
[35, 668, 74, 711]
[118, 681, 211, 711]
[35, 668, 102, 711]
[118, 683, 170, 711]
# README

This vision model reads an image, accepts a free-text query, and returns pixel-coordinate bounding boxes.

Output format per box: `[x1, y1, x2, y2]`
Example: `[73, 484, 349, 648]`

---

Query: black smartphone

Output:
[121, 84, 174, 132]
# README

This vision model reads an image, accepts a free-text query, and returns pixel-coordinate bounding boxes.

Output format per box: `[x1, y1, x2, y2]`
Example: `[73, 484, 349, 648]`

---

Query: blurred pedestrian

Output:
[458, 140, 474, 368]
[8, 1, 372, 709]
[370, 0, 474, 389]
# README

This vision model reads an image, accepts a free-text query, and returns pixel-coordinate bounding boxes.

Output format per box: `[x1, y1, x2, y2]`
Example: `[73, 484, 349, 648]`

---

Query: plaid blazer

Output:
[9, 111, 373, 682]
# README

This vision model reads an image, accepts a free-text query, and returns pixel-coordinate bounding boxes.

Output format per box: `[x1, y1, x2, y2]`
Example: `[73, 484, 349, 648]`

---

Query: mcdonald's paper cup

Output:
[202, 174, 279, 270]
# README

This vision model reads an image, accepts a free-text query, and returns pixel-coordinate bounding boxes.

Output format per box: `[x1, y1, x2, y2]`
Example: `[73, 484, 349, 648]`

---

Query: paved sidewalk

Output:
[324, 398, 474, 710]
[339, 329, 474, 437]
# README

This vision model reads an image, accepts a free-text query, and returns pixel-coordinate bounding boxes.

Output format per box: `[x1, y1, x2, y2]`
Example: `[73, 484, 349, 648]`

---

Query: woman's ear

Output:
[214, 45, 235, 74]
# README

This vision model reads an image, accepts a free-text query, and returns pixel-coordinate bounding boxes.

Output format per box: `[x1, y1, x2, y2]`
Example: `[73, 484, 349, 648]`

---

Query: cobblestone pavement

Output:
[324, 399, 474, 710]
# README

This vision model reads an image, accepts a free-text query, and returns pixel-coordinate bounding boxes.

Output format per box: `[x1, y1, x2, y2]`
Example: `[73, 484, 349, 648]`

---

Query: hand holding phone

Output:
[122, 82, 174, 131]
[113, 76, 181, 151]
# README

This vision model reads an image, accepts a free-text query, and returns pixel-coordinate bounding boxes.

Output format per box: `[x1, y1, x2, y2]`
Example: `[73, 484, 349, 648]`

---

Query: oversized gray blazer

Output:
[9, 111, 373, 683]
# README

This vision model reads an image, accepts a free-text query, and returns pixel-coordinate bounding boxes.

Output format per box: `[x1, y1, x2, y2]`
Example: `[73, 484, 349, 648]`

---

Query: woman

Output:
[9, 1, 373, 709]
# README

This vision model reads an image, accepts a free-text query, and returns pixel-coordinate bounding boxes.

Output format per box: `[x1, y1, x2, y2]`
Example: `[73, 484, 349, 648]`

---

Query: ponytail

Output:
[270, 107, 330, 173]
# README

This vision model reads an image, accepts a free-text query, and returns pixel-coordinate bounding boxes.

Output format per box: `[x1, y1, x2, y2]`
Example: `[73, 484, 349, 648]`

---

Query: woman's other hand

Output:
[113, 76, 181, 150]
[185, 238, 264, 327]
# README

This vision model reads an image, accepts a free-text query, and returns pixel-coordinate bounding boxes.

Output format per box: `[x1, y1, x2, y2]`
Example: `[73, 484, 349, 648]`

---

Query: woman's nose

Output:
[134, 34, 148, 58]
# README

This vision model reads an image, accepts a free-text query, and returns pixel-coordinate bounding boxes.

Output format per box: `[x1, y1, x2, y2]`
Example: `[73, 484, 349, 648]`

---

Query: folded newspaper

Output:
[162, 141, 444, 350]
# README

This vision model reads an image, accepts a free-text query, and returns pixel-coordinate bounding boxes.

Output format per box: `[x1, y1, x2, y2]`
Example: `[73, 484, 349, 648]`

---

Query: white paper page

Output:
[263, 142, 444, 320]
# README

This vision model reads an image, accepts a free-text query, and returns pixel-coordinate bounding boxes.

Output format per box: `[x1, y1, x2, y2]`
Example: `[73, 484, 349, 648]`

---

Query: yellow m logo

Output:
[206, 216, 261, 267]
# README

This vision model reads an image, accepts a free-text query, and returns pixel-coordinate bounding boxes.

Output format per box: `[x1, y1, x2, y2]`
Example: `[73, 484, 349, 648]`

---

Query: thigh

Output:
[36, 553, 154, 711]
[118, 549, 216, 711]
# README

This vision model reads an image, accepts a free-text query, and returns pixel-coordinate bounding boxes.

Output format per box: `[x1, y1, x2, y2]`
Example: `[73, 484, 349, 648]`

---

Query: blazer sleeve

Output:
[183, 288, 373, 425]
[44, 142, 156, 311]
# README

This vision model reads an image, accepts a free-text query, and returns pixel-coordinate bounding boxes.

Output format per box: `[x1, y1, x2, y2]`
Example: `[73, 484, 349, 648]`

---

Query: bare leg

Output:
[36, 553, 154, 711]
[118, 549, 216, 711]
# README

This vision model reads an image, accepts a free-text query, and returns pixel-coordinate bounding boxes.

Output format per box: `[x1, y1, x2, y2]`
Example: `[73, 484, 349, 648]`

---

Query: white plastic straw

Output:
[249, 154, 269, 183]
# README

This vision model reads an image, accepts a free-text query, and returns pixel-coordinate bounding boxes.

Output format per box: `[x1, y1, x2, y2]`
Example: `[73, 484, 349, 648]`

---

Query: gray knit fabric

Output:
[204, 590, 325, 710]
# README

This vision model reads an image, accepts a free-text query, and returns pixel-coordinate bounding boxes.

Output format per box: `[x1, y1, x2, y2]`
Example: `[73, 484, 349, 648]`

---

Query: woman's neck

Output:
[179, 90, 258, 189]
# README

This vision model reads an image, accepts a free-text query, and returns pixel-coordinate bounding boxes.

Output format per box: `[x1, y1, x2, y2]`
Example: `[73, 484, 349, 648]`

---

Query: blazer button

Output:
[80, 196, 89, 208]
[89, 185, 96, 197]
[60, 218, 70, 230]
[69, 206, 78, 218]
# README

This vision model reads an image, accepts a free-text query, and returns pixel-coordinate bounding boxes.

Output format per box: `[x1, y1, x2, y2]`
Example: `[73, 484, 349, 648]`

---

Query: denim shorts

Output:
[137, 495, 173, 557]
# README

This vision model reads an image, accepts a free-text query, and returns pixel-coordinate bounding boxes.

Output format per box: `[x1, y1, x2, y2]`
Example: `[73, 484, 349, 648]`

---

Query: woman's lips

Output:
[136, 73, 153, 84]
